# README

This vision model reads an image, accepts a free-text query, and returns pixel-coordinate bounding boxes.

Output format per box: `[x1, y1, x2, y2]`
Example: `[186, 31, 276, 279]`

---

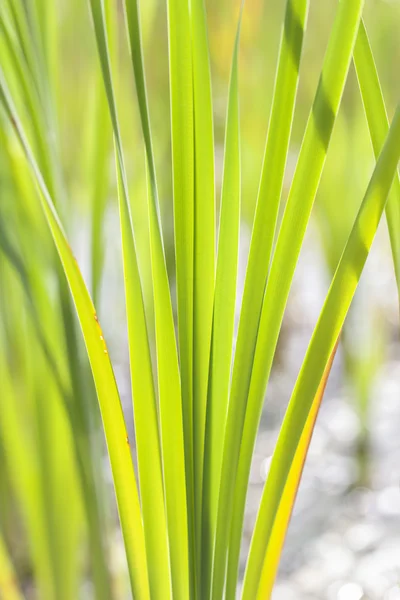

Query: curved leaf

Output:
[123, 0, 190, 596]
[243, 105, 400, 599]
[0, 69, 151, 600]
[215, 1, 364, 597]
[226, 1, 309, 594]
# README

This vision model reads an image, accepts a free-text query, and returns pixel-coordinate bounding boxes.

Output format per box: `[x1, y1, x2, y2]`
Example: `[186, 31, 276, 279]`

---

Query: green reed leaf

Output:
[0, 68, 151, 600]
[243, 105, 400, 599]
[354, 19, 400, 298]
[207, 5, 242, 598]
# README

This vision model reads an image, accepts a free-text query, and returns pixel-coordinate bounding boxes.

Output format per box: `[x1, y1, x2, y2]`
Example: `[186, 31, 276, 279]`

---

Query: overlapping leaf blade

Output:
[228, 3, 367, 593]
[0, 70, 150, 599]
[243, 105, 400, 599]
[213, 1, 365, 596]
[123, 0, 190, 597]
[165, 0, 195, 592]
[249, 341, 338, 598]
[88, 1, 174, 598]
[354, 19, 400, 296]
[0, 110, 112, 600]
[225, 1, 309, 593]
[2, 2, 399, 599]
[207, 5, 242, 598]
[190, 2, 215, 587]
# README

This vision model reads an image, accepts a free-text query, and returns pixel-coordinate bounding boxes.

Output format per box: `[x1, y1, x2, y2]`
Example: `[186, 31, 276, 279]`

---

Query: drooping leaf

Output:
[0, 69, 151, 600]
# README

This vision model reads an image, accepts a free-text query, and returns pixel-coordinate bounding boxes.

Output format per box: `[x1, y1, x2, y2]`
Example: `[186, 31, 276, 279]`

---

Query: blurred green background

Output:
[0, 0, 399, 598]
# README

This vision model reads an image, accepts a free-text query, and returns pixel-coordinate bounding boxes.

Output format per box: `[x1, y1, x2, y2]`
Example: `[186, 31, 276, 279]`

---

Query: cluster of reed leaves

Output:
[0, 1, 115, 598]
[0, 0, 399, 599]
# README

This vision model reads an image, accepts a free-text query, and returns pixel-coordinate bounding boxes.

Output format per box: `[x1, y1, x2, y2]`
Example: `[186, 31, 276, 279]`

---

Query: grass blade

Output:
[166, 0, 194, 420]
[88, 1, 177, 598]
[2, 0, 42, 102]
[165, 3, 195, 587]
[206, 5, 242, 598]
[225, 1, 309, 593]
[88, 75, 111, 309]
[252, 341, 338, 598]
[122, 0, 156, 182]
[190, 1, 215, 585]
[123, 1, 190, 597]
[0, 7, 56, 202]
[243, 104, 400, 599]
[0, 119, 113, 600]
[147, 175, 191, 600]
[354, 19, 400, 296]
[0, 69, 151, 600]
[213, 3, 364, 594]
[2, 2, 96, 524]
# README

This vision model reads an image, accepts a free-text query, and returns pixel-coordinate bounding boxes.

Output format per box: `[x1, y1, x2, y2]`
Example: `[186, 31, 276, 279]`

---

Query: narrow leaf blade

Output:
[0, 70, 151, 600]
[215, 5, 365, 595]
[256, 341, 338, 598]
[226, 1, 309, 593]
[206, 6, 242, 598]
[88, 2, 173, 598]
[354, 19, 400, 296]
[243, 105, 400, 599]
[166, 0, 195, 594]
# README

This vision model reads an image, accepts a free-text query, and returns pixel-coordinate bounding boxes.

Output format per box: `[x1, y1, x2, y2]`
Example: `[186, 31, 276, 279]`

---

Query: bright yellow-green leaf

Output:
[165, 0, 195, 592]
[0, 69, 151, 600]
[88, 2, 173, 599]
[212, 5, 365, 596]
[243, 105, 400, 599]
[123, 1, 190, 597]
[354, 19, 400, 296]
[226, 1, 309, 593]
[256, 341, 339, 599]
[207, 6, 242, 598]
[190, 2, 215, 587]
